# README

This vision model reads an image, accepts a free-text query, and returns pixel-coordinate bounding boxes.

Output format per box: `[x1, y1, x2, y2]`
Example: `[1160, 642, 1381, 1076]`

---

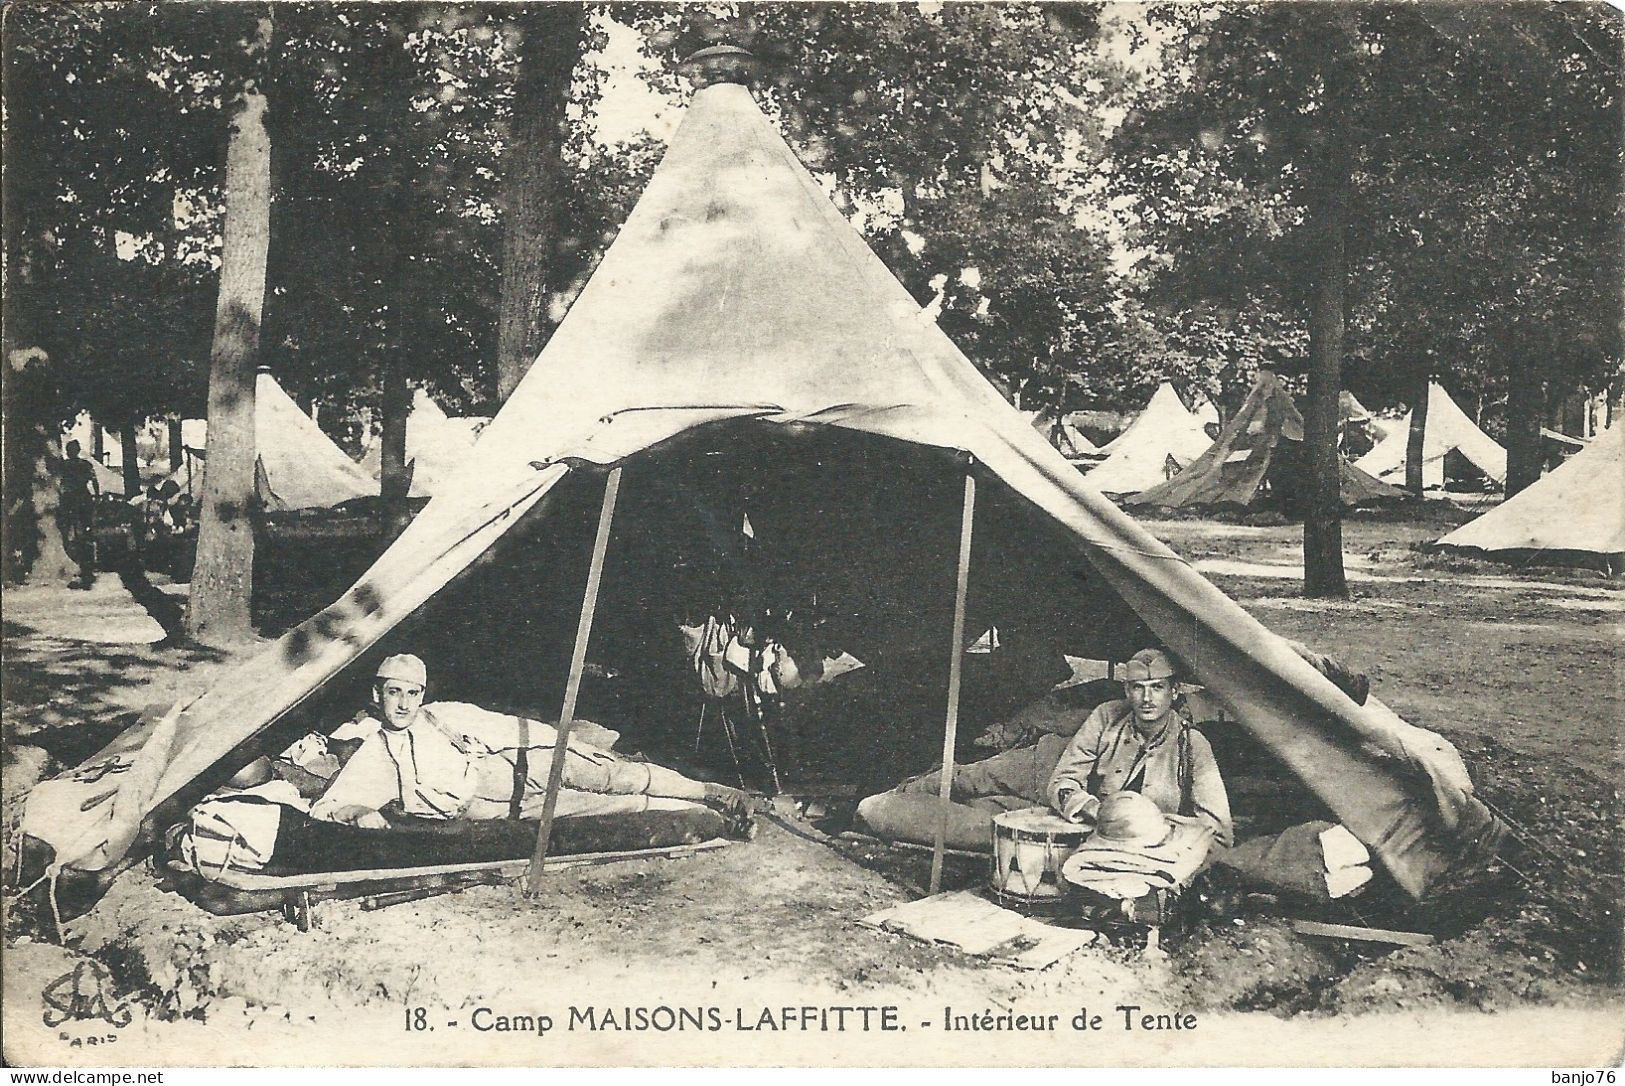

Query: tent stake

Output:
[525, 466, 623, 896]
[929, 466, 976, 895]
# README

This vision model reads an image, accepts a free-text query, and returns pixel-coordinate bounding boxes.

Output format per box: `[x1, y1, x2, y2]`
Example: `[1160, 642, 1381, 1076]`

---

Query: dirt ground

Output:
[4, 509, 1622, 1067]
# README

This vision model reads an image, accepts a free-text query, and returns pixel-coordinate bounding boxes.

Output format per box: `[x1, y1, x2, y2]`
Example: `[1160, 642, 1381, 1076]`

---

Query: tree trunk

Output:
[1405, 367, 1430, 495]
[120, 424, 141, 497]
[187, 18, 273, 646]
[18, 441, 81, 583]
[1503, 355, 1544, 497]
[3, 350, 78, 583]
[378, 362, 413, 538]
[493, 6, 588, 402]
[168, 416, 184, 472]
[1301, 142, 1352, 599]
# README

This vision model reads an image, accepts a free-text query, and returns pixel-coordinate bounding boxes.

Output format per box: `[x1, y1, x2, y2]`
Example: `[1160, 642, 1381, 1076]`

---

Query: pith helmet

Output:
[1122, 648, 1177, 682]
[375, 653, 427, 688]
[1091, 791, 1170, 847]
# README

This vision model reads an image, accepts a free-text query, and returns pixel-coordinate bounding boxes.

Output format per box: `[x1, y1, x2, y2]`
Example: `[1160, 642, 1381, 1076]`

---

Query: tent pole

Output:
[929, 463, 977, 896]
[525, 466, 623, 896]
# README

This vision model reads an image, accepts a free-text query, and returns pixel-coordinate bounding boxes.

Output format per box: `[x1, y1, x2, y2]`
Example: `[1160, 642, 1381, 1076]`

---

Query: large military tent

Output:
[1128, 371, 1402, 511]
[24, 77, 1493, 905]
[359, 389, 488, 498]
[1355, 382, 1507, 490]
[159, 372, 376, 510]
[1434, 424, 1624, 569]
[1083, 382, 1218, 495]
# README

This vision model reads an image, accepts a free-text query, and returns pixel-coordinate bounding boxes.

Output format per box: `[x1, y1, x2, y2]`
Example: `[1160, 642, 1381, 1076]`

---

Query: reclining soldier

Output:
[854, 648, 1232, 852]
[303, 655, 757, 838]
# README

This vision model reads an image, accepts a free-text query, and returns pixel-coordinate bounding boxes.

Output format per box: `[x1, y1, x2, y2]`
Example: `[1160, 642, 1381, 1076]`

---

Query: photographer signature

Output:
[42, 960, 132, 1029]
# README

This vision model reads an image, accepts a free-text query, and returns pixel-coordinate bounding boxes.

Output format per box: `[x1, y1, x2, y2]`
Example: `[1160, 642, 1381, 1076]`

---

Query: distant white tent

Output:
[359, 389, 488, 498]
[1019, 409, 1099, 461]
[161, 372, 375, 510]
[1084, 382, 1218, 495]
[1435, 425, 1623, 566]
[1356, 383, 1506, 489]
[60, 412, 123, 469]
[88, 457, 125, 497]
[1189, 391, 1220, 427]
[1340, 390, 1374, 423]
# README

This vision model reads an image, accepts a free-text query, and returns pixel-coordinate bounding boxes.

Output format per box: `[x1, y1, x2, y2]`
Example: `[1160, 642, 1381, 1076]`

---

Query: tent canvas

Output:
[88, 457, 125, 497]
[1019, 409, 1099, 461]
[1128, 371, 1402, 511]
[1435, 424, 1624, 567]
[25, 80, 1493, 905]
[1355, 382, 1507, 489]
[359, 389, 488, 498]
[60, 412, 124, 470]
[1084, 382, 1218, 495]
[1340, 391, 1373, 423]
[158, 373, 376, 510]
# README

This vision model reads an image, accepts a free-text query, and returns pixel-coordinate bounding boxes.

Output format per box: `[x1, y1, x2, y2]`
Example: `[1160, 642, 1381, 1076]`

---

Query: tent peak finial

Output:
[681, 44, 758, 88]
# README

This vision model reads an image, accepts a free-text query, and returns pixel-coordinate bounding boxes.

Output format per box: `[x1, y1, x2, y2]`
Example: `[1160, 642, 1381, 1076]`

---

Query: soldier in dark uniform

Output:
[58, 440, 99, 589]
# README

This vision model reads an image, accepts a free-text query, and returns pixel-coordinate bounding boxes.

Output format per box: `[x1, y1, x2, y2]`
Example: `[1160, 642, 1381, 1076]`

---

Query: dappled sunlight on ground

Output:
[3, 509, 1621, 1065]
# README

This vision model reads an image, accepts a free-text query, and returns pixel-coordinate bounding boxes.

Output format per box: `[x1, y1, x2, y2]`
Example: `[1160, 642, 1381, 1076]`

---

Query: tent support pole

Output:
[929, 464, 976, 896]
[525, 466, 623, 896]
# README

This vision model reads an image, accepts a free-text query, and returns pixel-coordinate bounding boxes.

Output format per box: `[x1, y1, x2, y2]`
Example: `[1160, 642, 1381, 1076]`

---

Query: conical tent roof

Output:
[1340, 390, 1373, 423]
[1085, 382, 1217, 495]
[359, 389, 488, 498]
[160, 374, 375, 509]
[1355, 382, 1507, 489]
[26, 82, 1490, 902]
[1129, 371, 1402, 510]
[1019, 409, 1098, 460]
[1436, 424, 1624, 564]
[88, 457, 125, 497]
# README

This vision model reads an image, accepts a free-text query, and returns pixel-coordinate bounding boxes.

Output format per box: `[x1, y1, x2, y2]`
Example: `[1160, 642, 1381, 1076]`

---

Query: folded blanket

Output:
[1060, 820, 1214, 898]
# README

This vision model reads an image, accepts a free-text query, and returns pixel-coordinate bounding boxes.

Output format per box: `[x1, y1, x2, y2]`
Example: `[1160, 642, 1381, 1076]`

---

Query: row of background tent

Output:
[59, 375, 485, 508]
[77, 364, 1614, 572]
[1124, 370, 1403, 511]
[1032, 376, 1619, 567]
[62, 364, 1596, 524]
[1047, 376, 1547, 509]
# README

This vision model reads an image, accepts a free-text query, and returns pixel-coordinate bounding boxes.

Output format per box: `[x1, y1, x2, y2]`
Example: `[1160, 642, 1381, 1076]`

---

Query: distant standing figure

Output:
[58, 440, 99, 589]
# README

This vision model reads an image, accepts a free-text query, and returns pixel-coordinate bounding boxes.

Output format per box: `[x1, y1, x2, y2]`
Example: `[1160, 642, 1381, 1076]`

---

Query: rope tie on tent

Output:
[15, 862, 66, 943]
[1082, 538, 1194, 563]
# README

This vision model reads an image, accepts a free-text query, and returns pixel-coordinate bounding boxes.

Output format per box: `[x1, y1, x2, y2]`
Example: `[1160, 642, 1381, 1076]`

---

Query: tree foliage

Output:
[1112, 3, 1623, 432]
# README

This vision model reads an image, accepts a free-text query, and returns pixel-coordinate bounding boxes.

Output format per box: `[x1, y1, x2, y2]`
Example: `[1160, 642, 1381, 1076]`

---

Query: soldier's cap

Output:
[1121, 648, 1177, 683]
[375, 653, 427, 689]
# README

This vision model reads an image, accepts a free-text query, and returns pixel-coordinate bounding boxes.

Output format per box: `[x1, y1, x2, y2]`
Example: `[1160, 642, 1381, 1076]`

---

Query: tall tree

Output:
[1112, 3, 1621, 583]
[1299, 12, 1355, 598]
[2, 6, 217, 579]
[494, 7, 590, 401]
[187, 14, 274, 646]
